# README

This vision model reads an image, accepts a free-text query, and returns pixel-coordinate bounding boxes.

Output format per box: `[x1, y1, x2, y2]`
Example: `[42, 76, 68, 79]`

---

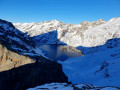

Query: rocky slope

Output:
[0, 19, 45, 58]
[14, 18, 120, 47]
[0, 44, 34, 71]
[0, 19, 68, 90]
[0, 46, 68, 90]
[0, 58, 68, 90]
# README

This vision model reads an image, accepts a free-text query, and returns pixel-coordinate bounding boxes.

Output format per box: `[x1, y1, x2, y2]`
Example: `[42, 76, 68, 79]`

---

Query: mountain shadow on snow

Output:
[32, 30, 67, 46]
[77, 38, 120, 55]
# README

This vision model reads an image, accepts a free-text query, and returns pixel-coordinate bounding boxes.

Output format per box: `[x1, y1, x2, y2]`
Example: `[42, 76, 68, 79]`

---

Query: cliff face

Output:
[0, 59, 68, 90]
[0, 44, 34, 71]
[0, 42, 68, 90]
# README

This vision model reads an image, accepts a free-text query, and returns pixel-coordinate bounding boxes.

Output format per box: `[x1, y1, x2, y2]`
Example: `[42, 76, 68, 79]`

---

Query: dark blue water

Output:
[39, 45, 83, 61]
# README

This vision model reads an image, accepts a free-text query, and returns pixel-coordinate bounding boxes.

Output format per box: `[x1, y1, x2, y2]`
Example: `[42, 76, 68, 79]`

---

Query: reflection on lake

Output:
[39, 45, 83, 61]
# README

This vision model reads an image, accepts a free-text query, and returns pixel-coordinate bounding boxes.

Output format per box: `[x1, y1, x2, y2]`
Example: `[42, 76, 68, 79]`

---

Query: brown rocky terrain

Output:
[0, 44, 68, 90]
[0, 44, 35, 71]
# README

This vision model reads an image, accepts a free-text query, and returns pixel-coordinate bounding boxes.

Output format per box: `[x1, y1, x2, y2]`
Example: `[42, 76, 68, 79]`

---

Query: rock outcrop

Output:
[0, 19, 44, 58]
[0, 44, 34, 71]
[0, 59, 68, 90]
[0, 40, 68, 90]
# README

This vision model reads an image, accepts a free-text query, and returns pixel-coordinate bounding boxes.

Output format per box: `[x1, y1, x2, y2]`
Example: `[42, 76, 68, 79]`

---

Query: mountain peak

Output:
[98, 18, 104, 21]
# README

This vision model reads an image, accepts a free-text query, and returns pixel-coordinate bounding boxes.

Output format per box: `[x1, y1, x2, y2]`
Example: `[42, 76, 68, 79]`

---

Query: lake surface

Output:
[39, 45, 83, 61]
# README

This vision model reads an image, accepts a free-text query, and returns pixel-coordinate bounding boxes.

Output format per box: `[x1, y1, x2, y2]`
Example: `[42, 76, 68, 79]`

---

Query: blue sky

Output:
[0, 0, 120, 24]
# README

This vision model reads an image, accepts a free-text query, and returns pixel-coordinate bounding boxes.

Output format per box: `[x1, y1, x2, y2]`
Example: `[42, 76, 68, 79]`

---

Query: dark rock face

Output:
[0, 59, 68, 90]
[0, 19, 35, 56]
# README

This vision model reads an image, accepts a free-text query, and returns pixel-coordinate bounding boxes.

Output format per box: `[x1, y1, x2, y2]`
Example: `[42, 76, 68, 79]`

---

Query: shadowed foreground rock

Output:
[0, 59, 68, 90]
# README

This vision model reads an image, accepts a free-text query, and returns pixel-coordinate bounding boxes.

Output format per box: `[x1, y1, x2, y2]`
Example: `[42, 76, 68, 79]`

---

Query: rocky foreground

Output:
[0, 59, 68, 90]
[0, 43, 68, 90]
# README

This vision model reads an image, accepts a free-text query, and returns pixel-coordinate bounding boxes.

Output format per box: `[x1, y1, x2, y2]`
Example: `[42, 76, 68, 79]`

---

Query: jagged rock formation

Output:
[14, 19, 105, 36]
[13, 18, 118, 47]
[0, 44, 34, 71]
[14, 18, 120, 47]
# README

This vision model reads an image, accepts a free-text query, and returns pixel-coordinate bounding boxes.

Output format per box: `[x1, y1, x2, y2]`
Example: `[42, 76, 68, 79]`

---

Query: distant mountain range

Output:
[14, 18, 120, 47]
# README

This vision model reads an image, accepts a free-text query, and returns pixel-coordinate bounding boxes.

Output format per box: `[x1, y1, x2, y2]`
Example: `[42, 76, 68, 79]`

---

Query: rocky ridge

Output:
[13, 18, 120, 47]
[13, 19, 106, 47]
[0, 19, 45, 59]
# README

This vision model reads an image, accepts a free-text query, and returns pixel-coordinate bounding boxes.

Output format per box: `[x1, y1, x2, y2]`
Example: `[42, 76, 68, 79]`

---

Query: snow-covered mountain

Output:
[14, 18, 120, 47]
[0, 19, 44, 59]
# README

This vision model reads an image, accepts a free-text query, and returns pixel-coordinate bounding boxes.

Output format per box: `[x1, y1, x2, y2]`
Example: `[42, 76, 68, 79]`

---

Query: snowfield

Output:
[60, 38, 120, 87]
[27, 83, 120, 90]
